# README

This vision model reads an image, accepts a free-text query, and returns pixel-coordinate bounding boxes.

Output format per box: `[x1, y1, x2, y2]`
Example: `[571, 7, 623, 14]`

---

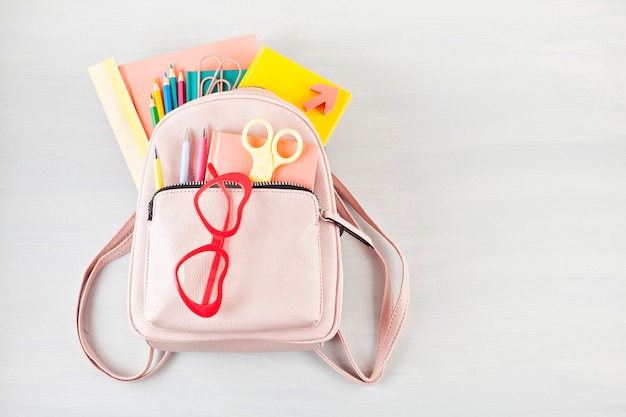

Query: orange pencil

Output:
[152, 77, 165, 119]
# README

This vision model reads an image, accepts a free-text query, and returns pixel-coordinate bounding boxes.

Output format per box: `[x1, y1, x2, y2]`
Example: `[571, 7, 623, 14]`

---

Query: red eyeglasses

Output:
[175, 163, 252, 317]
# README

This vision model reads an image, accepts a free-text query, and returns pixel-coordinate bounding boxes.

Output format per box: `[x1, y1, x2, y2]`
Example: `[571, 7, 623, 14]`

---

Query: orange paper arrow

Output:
[303, 84, 339, 115]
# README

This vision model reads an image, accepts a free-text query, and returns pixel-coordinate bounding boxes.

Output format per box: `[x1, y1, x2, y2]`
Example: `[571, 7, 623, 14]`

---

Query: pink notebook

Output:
[117, 34, 259, 138]
[208, 131, 318, 189]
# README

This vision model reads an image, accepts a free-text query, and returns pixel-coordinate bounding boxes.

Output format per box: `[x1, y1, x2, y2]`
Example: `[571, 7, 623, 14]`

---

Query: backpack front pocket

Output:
[145, 184, 322, 337]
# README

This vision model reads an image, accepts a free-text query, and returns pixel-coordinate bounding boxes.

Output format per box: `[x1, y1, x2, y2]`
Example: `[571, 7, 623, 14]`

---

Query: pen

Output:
[195, 127, 209, 181]
[169, 64, 178, 109]
[152, 77, 165, 119]
[153, 148, 163, 190]
[163, 72, 173, 114]
[177, 69, 186, 106]
[150, 94, 159, 127]
[180, 130, 190, 183]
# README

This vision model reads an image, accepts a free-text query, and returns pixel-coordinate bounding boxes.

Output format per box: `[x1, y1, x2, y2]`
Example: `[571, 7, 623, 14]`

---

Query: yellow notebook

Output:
[238, 46, 351, 145]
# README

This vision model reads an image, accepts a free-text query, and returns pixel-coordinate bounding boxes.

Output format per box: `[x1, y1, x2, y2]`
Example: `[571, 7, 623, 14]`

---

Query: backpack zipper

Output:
[147, 181, 314, 220]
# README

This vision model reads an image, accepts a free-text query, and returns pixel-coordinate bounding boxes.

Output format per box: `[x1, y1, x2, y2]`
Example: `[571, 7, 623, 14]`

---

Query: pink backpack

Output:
[76, 88, 409, 384]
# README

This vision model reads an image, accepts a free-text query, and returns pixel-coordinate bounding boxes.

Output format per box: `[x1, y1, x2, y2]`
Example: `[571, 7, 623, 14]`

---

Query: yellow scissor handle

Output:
[242, 118, 275, 182]
[242, 118, 303, 182]
[271, 128, 303, 169]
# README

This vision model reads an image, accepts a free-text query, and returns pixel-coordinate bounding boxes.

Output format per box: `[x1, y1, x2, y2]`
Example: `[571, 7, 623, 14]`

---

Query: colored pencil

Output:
[152, 77, 165, 119]
[153, 148, 163, 190]
[150, 95, 159, 127]
[169, 64, 178, 109]
[177, 69, 186, 106]
[163, 72, 173, 114]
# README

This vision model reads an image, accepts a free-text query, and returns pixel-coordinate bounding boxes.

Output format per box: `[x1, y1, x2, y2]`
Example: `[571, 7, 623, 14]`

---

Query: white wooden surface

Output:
[1, 0, 625, 415]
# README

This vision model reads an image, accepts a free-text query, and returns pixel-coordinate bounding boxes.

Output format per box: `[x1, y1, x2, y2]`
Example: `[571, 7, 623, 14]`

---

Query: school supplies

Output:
[177, 70, 186, 106]
[179, 130, 190, 183]
[153, 148, 163, 190]
[163, 73, 173, 114]
[195, 127, 209, 182]
[77, 88, 409, 384]
[185, 69, 246, 101]
[241, 118, 303, 182]
[152, 77, 165, 119]
[208, 130, 318, 190]
[88, 58, 148, 187]
[198, 56, 243, 96]
[169, 64, 178, 109]
[89, 34, 258, 187]
[238, 46, 351, 145]
[150, 95, 159, 127]
[151, 56, 246, 112]
[117, 34, 257, 137]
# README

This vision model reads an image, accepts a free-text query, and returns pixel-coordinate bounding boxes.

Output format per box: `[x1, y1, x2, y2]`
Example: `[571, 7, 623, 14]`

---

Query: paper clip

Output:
[197, 55, 243, 97]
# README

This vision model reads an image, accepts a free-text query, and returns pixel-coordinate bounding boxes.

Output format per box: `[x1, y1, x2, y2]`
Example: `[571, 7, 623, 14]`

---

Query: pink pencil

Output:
[195, 127, 208, 181]
[177, 70, 186, 106]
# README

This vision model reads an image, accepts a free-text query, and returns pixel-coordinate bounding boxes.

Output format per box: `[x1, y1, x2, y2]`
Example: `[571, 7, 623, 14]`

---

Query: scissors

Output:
[241, 118, 304, 182]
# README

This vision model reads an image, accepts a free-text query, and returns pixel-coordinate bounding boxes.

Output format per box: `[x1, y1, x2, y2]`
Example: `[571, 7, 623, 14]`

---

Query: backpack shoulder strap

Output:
[75, 213, 171, 381]
[316, 173, 410, 384]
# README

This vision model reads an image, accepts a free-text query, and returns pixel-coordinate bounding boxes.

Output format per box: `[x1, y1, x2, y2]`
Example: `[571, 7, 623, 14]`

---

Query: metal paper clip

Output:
[197, 55, 243, 97]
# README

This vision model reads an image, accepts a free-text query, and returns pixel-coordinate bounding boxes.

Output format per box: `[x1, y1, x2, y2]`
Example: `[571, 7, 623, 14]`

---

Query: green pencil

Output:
[150, 94, 159, 127]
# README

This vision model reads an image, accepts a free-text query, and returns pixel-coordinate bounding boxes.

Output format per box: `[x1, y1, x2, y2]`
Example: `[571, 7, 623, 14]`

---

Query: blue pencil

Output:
[163, 72, 173, 114]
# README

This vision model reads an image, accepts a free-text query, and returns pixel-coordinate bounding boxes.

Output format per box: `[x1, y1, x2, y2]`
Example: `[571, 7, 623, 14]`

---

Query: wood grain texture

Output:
[1, 0, 625, 415]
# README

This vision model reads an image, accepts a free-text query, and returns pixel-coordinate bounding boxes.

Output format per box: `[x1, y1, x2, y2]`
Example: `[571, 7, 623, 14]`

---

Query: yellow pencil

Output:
[153, 148, 163, 190]
[152, 77, 165, 119]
